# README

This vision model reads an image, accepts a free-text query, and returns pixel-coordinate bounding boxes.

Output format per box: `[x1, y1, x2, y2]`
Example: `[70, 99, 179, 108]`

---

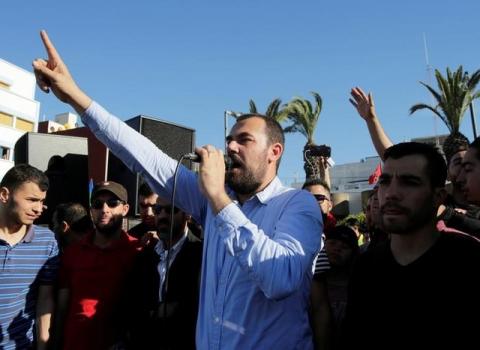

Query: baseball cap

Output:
[92, 181, 128, 202]
[325, 225, 359, 250]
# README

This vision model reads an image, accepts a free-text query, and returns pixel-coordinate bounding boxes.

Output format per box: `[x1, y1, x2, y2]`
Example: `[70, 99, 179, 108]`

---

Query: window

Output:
[0, 146, 10, 160]
[15, 118, 34, 132]
[0, 111, 13, 127]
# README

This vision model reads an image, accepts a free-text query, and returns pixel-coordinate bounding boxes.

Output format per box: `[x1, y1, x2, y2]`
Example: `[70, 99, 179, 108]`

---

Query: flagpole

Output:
[423, 33, 439, 146]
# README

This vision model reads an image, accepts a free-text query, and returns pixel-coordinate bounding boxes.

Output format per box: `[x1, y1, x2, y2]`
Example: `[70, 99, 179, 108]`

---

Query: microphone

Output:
[183, 152, 233, 168]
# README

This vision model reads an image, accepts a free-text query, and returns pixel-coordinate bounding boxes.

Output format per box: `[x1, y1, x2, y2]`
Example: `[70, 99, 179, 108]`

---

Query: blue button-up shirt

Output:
[82, 102, 322, 349]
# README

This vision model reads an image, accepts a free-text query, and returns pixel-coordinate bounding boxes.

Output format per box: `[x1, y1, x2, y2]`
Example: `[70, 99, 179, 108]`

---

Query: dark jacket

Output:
[128, 232, 202, 350]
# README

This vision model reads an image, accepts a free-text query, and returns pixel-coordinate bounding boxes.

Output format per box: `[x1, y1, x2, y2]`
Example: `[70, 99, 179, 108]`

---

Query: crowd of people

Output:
[0, 30, 479, 349]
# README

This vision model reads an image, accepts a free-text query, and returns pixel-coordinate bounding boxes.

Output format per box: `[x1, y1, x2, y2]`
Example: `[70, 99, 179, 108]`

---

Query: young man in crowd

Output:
[51, 202, 92, 251]
[129, 182, 158, 239]
[0, 164, 59, 349]
[34, 31, 322, 349]
[350, 86, 480, 238]
[343, 142, 480, 348]
[302, 178, 334, 350]
[323, 225, 358, 349]
[460, 137, 480, 206]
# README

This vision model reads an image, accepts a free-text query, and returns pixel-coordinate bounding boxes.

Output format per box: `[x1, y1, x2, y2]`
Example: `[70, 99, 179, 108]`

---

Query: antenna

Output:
[423, 33, 439, 146]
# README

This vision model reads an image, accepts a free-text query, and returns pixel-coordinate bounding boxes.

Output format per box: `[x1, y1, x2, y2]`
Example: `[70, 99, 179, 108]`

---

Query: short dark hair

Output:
[235, 114, 285, 148]
[234, 114, 285, 170]
[1, 164, 49, 192]
[383, 142, 447, 188]
[442, 132, 469, 164]
[469, 137, 480, 160]
[51, 202, 92, 232]
[302, 178, 331, 194]
[138, 182, 154, 197]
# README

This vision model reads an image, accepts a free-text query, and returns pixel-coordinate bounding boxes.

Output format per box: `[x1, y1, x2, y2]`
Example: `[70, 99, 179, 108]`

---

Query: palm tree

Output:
[248, 98, 289, 121]
[283, 92, 324, 180]
[410, 66, 480, 161]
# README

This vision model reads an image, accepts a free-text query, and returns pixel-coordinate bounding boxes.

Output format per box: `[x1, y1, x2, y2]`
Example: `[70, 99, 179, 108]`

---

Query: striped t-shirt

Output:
[0, 225, 59, 350]
[313, 248, 330, 275]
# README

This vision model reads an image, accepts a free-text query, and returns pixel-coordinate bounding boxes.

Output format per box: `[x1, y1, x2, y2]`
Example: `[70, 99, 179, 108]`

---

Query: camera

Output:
[306, 144, 331, 158]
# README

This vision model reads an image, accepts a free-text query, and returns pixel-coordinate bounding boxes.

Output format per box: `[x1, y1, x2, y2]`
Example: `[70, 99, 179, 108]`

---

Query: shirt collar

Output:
[229, 176, 285, 205]
[154, 228, 188, 257]
[255, 176, 284, 204]
[22, 225, 35, 243]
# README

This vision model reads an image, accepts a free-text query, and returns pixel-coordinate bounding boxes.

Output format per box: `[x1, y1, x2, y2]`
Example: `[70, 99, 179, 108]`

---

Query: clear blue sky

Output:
[2, 0, 480, 184]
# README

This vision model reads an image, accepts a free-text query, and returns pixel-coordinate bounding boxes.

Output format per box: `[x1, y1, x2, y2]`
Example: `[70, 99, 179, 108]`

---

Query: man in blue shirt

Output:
[33, 30, 322, 349]
[0, 164, 59, 350]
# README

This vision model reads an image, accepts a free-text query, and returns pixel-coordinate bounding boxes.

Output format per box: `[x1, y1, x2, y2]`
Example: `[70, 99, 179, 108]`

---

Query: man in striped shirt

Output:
[303, 178, 334, 349]
[0, 164, 59, 349]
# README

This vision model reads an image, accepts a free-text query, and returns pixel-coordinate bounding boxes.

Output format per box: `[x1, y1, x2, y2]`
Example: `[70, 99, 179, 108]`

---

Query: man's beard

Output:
[156, 218, 184, 242]
[226, 154, 266, 195]
[380, 200, 435, 235]
[95, 214, 124, 236]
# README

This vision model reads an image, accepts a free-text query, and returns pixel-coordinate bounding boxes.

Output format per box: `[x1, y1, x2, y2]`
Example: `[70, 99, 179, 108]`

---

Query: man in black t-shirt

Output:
[343, 142, 480, 349]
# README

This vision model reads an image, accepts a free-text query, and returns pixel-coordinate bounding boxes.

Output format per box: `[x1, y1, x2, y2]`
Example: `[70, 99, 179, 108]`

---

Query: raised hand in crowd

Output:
[349, 86, 376, 121]
[349, 86, 393, 160]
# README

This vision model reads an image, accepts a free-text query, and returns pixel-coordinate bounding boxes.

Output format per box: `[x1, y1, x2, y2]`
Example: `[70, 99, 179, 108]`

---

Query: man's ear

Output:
[0, 187, 10, 204]
[61, 221, 70, 234]
[269, 142, 283, 164]
[122, 204, 130, 217]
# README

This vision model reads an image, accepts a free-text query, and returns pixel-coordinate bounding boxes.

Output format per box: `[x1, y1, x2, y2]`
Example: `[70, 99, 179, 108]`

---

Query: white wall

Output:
[0, 58, 40, 180]
[0, 59, 36, 99]
[0, 88, 39, 124]
[0, 160, 13, 180]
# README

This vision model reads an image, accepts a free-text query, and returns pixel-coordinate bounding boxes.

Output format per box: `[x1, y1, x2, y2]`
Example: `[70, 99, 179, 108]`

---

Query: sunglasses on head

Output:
[91, 198, 125, 209]
[313, 194, 329, 202]
[153, 204, 180, 215]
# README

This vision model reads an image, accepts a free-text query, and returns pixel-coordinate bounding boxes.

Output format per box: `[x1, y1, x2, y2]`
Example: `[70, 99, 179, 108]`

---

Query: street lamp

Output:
[465, 71, 478, 139]
[469, 101, 478, 139]
[224, 110, 243, 153]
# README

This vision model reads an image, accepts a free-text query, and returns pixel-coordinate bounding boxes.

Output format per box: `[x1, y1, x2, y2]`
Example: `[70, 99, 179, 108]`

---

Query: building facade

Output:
[0, 58, 40, 179]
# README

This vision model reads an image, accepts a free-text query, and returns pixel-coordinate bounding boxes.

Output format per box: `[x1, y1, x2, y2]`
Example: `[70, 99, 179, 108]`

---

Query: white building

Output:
[330, 155, 381, 192]
[0, 58, 40, 179]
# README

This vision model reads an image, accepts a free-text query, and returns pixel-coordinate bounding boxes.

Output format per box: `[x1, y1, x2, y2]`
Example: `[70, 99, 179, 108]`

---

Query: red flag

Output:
[368, 163, 382, 185]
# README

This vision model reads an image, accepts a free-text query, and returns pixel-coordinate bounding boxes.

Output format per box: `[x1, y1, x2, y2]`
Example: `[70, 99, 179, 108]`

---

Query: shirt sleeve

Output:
[81, 102, 208, 223]
[440, 206, 480, 238]
[215, 190, 322, 300]
[38, 239, 60, 285]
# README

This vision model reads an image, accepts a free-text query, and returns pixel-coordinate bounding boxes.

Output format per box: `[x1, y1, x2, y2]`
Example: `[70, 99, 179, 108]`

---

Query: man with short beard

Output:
[53, 181, 141, 350]
[129, 197, 202, 349]
[35, 31, 322, 349]
[343, 142, 480, 349]
[351, 86, 480, 238]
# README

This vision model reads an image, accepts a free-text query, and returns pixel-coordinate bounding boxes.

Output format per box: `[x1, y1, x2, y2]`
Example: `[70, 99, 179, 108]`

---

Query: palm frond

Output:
[249, 99, 258, 114]
[265, 98, 282, 118]
[412, 66, 480, 133]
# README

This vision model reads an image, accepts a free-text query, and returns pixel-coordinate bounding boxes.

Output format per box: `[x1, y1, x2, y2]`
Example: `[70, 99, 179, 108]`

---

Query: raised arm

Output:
[349, 87, 393, 160]
[32, 31, 91, 115]
[33, 30, 207, 221]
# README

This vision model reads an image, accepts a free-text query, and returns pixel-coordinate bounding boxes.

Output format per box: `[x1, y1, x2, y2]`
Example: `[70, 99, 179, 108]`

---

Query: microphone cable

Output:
[161, 153, 187, 320]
